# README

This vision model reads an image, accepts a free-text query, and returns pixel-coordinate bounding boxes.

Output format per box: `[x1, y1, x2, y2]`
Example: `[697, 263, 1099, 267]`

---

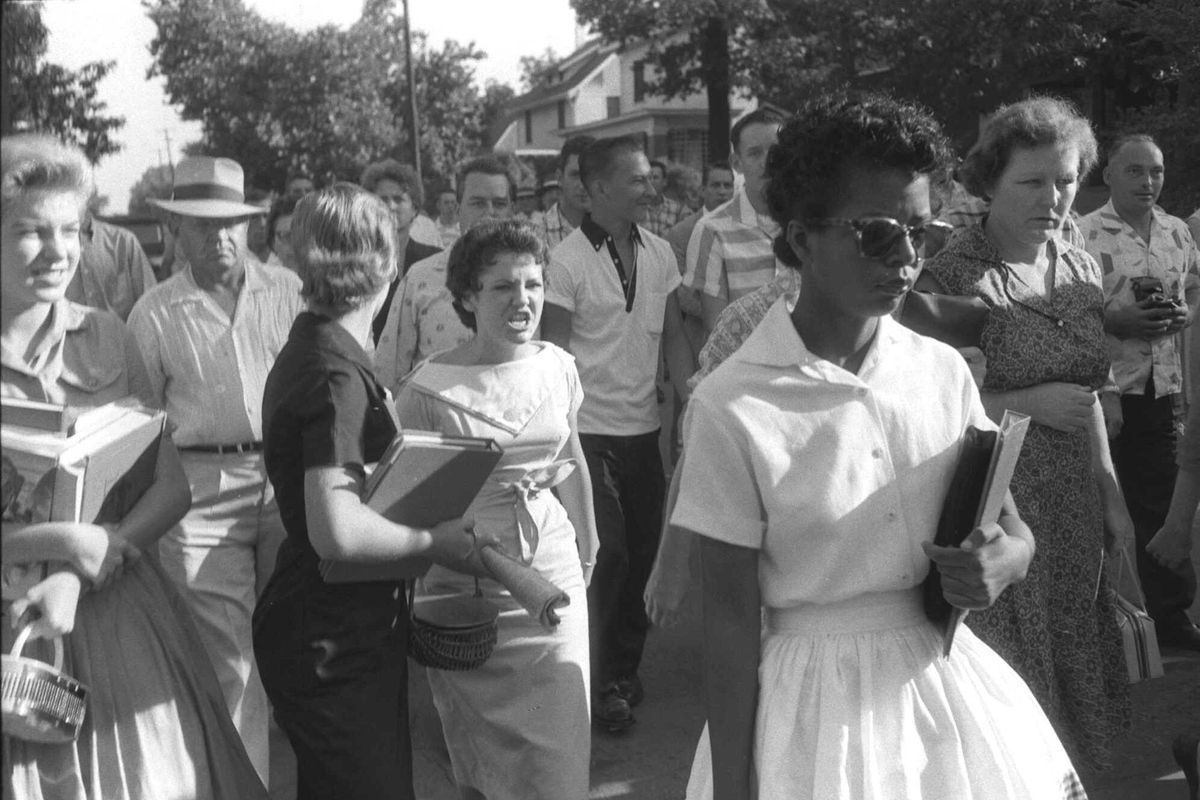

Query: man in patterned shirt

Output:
[1080, 134, 1200, 651]
[644, 159, 686, 236]
[374, 156, 515, 392]
[683, 107, 784, 335]
[538, 135, 594, 249]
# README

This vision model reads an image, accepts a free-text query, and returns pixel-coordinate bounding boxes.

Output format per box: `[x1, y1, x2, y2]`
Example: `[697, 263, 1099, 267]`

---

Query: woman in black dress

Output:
[252, 183, 490, 799]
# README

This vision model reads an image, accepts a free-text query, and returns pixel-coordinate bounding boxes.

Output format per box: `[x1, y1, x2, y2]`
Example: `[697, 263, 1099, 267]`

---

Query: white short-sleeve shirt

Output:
[545, 220, 681, 436]
[672, 299, 994, 608]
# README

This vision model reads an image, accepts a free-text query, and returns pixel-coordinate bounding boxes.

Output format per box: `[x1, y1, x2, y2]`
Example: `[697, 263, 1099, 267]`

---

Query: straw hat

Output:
[149, 156, 268, 218]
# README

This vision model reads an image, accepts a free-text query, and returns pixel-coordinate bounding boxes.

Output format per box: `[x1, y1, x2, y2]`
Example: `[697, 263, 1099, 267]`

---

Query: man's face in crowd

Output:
[559, 155, 589, 215]
[285, 177, 314, 200]
[176, 214, 252, 281]
[703, 167, 736, 211]
[649, 164, 667, 195]
[1104, 140, 1165, 218]
[373, 178, 417, 234]
[436, 191, 458, 222]
[732, 122, 780, 202]
[593, 149, 656, 226]
[459, 172, 514, 229]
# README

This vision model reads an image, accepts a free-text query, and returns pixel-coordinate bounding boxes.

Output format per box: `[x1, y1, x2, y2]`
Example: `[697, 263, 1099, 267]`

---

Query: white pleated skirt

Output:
[686, 590, 1087, 800]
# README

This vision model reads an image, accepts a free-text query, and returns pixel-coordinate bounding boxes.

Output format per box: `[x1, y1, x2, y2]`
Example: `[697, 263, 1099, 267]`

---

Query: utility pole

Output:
[402, 0, 422, 186]
[162, 128, 175, 182]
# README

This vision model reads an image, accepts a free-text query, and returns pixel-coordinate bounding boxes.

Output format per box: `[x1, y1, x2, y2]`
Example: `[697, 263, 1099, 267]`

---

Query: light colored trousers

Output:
[159, 450, 289, 792]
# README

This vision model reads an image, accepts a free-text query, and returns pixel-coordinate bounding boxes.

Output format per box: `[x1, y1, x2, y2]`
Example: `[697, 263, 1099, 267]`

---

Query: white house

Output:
[492, 37, 756, 170]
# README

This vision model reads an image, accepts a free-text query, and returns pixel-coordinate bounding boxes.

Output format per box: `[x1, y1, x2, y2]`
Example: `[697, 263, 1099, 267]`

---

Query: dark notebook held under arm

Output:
[318, 431, 503, 584]
[923, 411, 1030, 655]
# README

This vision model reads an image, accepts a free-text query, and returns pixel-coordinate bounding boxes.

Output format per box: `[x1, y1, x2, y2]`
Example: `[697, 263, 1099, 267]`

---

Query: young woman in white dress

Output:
[674, 94, 1088, 800]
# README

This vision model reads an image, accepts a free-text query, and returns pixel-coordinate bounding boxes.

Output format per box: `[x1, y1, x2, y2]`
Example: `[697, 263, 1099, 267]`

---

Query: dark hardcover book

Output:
[318, 431, 503, 584]
[923, 410, 1030, 655]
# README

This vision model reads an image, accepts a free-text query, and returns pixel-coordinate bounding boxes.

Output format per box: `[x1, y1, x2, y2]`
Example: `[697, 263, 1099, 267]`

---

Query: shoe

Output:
[1173, 733, 1199, 800]
[1157, 621, 1200, 652]
[592, 682, 635, 733]
[615, 674, 644, 708]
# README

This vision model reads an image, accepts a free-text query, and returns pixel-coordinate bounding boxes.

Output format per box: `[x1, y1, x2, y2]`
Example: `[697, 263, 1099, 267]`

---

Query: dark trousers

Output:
[253, 577, 413, 800]
[581, 430, 666, 689]
[1113, 379, 1196, 629]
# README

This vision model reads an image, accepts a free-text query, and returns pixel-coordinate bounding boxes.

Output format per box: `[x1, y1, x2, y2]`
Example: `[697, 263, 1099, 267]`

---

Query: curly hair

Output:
[358, 159, 424, 207]
[445, 219, 548, 331]
[1, 133, 93, 215]
[291, 182, 398, 315]
[764, 92, 954, 266]
[958, 96, 1098, 201]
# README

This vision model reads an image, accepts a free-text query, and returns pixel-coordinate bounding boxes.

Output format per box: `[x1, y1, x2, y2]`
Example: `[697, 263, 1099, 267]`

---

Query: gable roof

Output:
[506, 39, 617, 112]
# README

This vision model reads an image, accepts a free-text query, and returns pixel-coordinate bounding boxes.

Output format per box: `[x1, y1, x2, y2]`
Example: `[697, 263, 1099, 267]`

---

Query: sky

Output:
[41, 0, 583, 214]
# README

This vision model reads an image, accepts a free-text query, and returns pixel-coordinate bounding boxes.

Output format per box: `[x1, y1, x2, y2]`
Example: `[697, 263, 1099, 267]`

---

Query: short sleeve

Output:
[392, 368, 439, 431]
[545, 243, 578, 312]
[563, 354, 584, 416]
[296, 366, 373, 471]
[671, 392, 766, 549]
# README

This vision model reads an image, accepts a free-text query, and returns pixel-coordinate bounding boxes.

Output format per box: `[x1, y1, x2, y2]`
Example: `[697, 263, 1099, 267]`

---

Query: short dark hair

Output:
[359, 159, 424, 207]
[703, 161, 734, 184]
[558, 135, 595, 172]
[649, 159, 669, 176]
[764, 92, 954, 267]
[456, 156, 515, 201]
[1106, 133, 1159, 164]
[731, 107, 784, 153]
[958, 96, 1097, 201]
[579, 135, 644, 193]
[445, 219, 548, 331]
[267, 194, 300, 246]
[292, 182, 398, 315]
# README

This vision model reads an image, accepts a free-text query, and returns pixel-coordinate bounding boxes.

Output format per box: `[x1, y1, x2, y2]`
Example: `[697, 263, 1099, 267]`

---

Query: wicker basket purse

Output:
[407, 578, 499, 671]
[2, 625, 89, 743]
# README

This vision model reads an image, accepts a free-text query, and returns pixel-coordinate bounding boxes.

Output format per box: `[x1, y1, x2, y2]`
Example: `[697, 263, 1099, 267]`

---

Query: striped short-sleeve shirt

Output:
[683, 187, 780, 302]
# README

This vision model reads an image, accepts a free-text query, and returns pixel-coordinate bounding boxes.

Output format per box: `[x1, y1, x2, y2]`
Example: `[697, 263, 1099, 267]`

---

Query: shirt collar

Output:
[0, 301, 89, 377]
[1095, 199, 1169, 234]
[580, 213, 644, 252]
[172, 256, 267, 307]
[734, 296, 901, 377]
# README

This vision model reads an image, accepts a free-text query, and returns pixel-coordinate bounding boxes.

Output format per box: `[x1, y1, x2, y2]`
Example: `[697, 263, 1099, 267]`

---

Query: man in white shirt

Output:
[542, 135, 695, 732]
[130, 156, 304, 787]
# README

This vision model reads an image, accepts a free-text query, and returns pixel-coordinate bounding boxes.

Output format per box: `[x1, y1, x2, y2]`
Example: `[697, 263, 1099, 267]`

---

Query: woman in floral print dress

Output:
[921, 97, 1132, 771]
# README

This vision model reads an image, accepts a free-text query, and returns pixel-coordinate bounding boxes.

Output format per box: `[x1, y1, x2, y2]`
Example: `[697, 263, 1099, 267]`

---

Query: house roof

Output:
[507, 39, 616, 112]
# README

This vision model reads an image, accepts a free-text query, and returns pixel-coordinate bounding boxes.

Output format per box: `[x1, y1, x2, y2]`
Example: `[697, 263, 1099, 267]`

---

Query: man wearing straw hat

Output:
[127, 155, 303, 789]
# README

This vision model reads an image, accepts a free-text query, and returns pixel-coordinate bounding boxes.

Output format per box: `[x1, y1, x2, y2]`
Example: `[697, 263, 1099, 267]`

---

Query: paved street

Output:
[412, 585, 1200, 800]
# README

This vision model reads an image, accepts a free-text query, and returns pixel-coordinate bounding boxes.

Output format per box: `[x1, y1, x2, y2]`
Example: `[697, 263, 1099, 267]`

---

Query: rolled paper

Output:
[479, 545, 570, 627]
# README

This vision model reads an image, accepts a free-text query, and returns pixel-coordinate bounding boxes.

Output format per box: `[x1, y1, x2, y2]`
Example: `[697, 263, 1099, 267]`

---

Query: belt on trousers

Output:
[181, 441, 264, 455]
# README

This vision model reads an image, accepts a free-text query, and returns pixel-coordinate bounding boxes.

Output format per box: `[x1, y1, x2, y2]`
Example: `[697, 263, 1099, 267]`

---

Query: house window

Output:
[633, 60, 647, 103]
[667, 128, 709, 169]
[557, 100, 566, 129]
[606, 96, 621, 119]
[524, 110, 533, 144]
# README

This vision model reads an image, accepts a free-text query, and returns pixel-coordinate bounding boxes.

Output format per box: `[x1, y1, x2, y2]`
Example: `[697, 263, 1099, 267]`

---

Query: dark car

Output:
[98, 215, 170, 280]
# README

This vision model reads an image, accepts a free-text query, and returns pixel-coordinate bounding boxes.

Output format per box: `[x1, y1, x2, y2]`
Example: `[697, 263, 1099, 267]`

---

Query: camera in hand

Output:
[1131, 276, 1176, 308]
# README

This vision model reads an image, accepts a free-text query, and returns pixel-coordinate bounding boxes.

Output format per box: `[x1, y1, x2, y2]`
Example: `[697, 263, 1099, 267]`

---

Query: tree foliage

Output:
[518, 48, 561, 92]
[1, 1, 125, 163]
[128, 163, 176, 217]
[145, 0, 496, 197]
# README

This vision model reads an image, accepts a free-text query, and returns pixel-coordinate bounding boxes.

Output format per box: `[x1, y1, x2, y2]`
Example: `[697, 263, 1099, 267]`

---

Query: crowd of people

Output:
[2, 83, 1198, 800]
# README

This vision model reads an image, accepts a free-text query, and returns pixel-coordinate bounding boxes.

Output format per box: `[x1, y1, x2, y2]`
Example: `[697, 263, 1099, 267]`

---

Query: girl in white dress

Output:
[674, 95, 1087, 800]
[395, 220, 600, 800]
